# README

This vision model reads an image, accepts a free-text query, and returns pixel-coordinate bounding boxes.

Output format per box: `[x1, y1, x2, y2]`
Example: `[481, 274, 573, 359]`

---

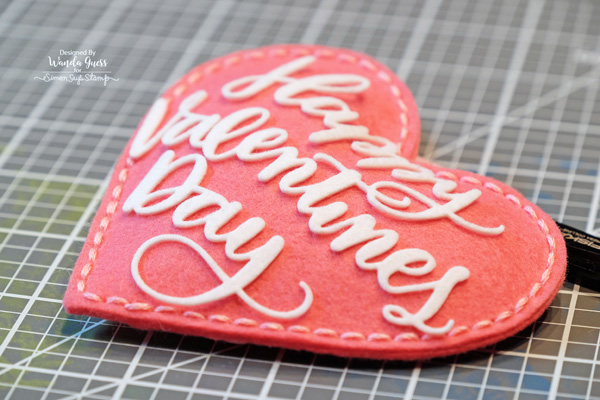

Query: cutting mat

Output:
[1, 0, 600, 398]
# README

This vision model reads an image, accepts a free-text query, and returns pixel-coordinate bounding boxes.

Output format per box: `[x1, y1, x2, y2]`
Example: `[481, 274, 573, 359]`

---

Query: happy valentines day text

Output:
[123, 56, 504, 335]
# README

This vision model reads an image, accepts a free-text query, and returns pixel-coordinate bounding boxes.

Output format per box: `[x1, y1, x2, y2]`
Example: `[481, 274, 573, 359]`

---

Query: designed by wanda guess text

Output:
[33, 49, 119, 86]
[123, 56, 504, 335]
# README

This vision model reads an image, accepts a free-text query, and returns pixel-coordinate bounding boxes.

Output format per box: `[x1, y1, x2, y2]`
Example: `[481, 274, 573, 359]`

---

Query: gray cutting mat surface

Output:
[1, 0, 600, 399]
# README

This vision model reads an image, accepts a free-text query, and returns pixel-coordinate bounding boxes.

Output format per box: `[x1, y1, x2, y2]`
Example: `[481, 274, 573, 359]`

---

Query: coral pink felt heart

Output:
[64, 45, 567, 360]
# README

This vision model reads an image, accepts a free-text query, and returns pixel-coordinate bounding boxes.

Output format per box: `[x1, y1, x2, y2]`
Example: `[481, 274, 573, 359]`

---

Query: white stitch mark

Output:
[547, 235, 556, 250]
[93, 232, 103, 246]
[547, 252, 555, 267]
[460, 176, 482, 185]
[182, 311, 205, 319]
[377, 70, 391, 82]
[514, 297, 528, 313]
[155, 306, 176, 313]
[399, 113, 408, 127]
[484, 182, 503, 194]
[529, 283, 541, 298]
[107, 296, 128, 305]
[173, 85, 186, 97]
[472, 320, 492, 330]
[188, 71, 203, 84]
[260, 322, 284, 331]
[398, 99, 408, 113]
[359, 59, 376, 71]
[271, 48, 287, 57]
[80, 263, 92, 278]
[208, 314, 232, 323]
[314, 328, 338, 337]
[448, 326, 469, 336]
[506, 194, 521, 207]
[538, 219, 549, 233]
[100, 217, 110, 229]
[234, 318, 258, 327]
[367, 333, 392, 342]
[288, 325, 310, 334]
[337, 53, 356, 63]
[315, 49, 334, 58]
[225, 56, 241, 66]
[83, 292, 101, 302]
[394, 333, 419, 341]
[495, 311, 512, 322]
[205, 64, 219, 74]
[541, 268, 552, 283]
[400, 126, 408, 141]
[292, 48, 310, 56]
[111, 186, 121, 199]
[524, 205, 538, 219]
[340, 332, 366, 341]
[435, 171, 458, 180]
[249, 51, 265, 59]
[125, 302, 153, 311]
[106, 202, 117, 214]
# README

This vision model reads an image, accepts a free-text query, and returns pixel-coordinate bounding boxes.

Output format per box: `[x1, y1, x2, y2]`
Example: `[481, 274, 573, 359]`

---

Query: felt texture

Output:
[63, 44, 567, 360]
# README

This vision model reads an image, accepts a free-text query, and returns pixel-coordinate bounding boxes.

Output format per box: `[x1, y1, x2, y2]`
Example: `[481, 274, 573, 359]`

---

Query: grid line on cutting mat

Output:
[1, 0, 600, 399]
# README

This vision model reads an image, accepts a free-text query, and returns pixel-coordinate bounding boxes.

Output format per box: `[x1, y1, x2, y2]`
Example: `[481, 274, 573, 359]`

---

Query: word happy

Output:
[124, 56, 504, 335]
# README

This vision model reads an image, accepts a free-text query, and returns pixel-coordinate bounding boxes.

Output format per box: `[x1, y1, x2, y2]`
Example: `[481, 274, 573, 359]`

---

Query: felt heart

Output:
[64, 45, 567, 360]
